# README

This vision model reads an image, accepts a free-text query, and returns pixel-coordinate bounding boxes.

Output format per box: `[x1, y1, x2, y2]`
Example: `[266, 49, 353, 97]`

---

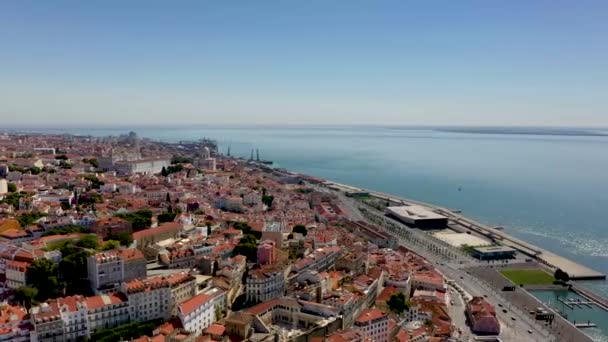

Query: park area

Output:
[500, 268, 556, 285]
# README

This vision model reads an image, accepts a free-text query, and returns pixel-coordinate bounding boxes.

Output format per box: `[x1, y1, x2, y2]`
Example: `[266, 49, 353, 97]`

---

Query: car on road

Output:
[528, 330, 533, 334]
[498, 303, 503, 307]
[502, 309, 508, 313]
[511, 317, 516, 321]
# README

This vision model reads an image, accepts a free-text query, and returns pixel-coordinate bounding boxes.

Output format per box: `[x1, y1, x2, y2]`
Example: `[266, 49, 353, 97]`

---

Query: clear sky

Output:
[1, 1, 607, 127]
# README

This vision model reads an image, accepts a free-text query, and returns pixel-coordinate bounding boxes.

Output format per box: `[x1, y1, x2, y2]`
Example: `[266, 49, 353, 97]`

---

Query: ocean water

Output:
[36, 126, 608, 295]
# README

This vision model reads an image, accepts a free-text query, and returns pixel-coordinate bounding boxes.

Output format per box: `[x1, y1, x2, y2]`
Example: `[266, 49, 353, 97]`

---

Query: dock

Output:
[573, 285, 608, 311]
[558, 298, 595, 309]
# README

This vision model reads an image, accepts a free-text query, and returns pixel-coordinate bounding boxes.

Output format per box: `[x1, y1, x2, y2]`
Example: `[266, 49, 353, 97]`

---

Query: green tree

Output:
[0, 192, 25, 208]
[26, 259, 62, 300]
[89, 320, 160, 342]
[232, 234, 259, 262]
[262, 195, 274, 207]
[55, 155, 68, 160]
[115, 210, 153, 231]
[158, 209, 180, 223]
[161, 166, 169, 177]
[42, 225, 88, 236]
[76, 234, 99, 249]
[7, 182, 16, 193]
[15, 286, 38, 309]
[207, 223, 212, 236]
[171, 156, 193, 164]
[554, 269, 571, 282]
[167, 164, 183, 174]
[59, 250, 91, 295]
[83, 158, 99, 168]
[292, 224, 308, 236]
[17, 212, 44, 227]
[107, 232, 133, 246]
[101, 240, 121, 251]
[387, 292, 410, 315]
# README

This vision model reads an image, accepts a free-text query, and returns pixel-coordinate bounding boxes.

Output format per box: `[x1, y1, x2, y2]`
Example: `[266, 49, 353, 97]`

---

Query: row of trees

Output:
[158, 208, 182, 223]
[160, 164, 184, 177]
[17, 212, 45, 227]
[88, 320, 161, 342]
[114, 209, 153, 231]
[0, 191, 31, 208]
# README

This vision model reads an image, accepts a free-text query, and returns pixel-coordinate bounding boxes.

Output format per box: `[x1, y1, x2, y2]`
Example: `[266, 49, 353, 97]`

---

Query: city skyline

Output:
[1, 1, 607, 127]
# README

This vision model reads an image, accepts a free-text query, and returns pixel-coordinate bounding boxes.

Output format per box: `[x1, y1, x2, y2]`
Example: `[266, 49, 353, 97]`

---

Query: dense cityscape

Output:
[0, 131, 603, 342]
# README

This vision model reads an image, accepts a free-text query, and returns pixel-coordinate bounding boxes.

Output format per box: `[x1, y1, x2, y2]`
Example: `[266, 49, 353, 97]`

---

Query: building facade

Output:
[354, 309, 389, 342]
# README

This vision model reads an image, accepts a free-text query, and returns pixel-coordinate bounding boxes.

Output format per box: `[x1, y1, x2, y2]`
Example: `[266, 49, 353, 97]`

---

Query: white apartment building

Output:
[243, 191, 262, 206]
[5, 260, 28, 289]
[354, 308, 390, 342]
[57, 296, 89, 342]
[122, 272, 197, 322]
[85, 294, 130, 334]
[87, 249, 146, 291]
[87, 252, 123, 290]
[178, 292, 215, 335]
[246, 265, 288, 303]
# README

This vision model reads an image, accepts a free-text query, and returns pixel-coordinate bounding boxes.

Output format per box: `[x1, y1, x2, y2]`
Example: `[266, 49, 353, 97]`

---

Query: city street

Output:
[337, 194, 553, 341]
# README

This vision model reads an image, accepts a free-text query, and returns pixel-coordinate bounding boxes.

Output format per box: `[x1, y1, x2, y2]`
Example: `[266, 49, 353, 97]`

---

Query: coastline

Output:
[313, 178, 605, 280]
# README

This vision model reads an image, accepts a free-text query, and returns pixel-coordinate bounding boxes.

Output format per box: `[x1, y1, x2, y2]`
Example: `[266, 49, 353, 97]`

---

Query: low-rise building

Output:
[5, 260, 28, 289]
[0, 304, 31, 342]
[91, 217, 132, 239]
[466, 297, 500, 335]
[133, 222, 182, 248]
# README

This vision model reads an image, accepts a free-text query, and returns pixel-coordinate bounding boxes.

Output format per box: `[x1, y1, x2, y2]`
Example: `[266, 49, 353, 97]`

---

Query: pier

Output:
[558, 298, 595, 310]
[573, 285, 608, 311]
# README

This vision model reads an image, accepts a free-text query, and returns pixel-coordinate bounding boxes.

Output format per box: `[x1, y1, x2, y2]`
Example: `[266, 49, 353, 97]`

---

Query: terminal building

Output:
[385, 205, 448, 230]
[471, 246, 517, 261]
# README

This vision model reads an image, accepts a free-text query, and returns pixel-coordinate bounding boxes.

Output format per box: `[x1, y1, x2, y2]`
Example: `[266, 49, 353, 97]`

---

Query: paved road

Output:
[336, 194, 552, 341]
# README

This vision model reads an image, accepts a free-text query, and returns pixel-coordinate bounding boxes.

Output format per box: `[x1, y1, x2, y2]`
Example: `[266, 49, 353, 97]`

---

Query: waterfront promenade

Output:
[325, 181, 606, 280]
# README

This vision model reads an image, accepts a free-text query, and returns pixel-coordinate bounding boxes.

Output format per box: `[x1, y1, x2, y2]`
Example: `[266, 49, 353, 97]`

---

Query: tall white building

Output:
[87, 249, 147, 291]
[178, 293, 215, 335]
[354, 309, 389, 342]
[246, 264, 289, 303]
[121, 272, 196, 322]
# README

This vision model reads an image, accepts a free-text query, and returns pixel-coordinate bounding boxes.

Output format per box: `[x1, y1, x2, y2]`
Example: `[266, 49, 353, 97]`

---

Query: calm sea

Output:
[32, 126, 608, 296]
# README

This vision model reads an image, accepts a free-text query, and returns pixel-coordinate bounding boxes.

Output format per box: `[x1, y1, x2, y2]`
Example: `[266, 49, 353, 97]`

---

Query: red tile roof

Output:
[205, 323, 226, 336]
[133, 222, 182, 240]
[179, 292, 213, 316]
[355, 308, 386, 324]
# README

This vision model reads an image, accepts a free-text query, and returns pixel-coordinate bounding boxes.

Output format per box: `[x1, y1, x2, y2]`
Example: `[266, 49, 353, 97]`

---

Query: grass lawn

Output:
[500, 269, 556, 285]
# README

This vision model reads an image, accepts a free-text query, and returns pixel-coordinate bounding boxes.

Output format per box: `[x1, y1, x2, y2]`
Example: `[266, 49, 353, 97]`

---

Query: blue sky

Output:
[1, 1, 607, 127]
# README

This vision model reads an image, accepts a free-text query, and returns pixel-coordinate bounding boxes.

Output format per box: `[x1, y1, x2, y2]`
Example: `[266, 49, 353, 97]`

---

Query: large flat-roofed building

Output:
[472, 246, 517, 260]
[385, 205, 448, 230]
[433, 231, 492, 248]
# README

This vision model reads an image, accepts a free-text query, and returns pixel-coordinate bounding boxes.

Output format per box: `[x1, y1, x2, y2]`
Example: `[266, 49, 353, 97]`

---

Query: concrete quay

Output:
[324, 181, 606, 280]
